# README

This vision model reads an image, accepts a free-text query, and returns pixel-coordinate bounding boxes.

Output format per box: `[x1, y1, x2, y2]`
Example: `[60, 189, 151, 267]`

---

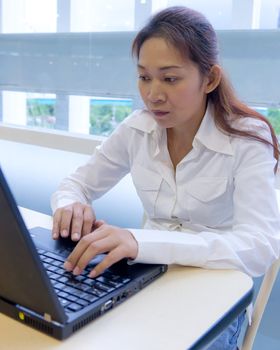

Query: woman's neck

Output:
[166, 109, 206, 168]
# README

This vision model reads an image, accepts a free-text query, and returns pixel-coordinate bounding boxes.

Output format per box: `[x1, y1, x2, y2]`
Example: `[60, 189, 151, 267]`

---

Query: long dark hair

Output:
[132, 6, 279, 169]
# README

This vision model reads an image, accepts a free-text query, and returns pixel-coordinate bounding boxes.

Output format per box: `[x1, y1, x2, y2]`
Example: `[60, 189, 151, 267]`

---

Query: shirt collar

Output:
[124, 109, 163, 157]
[194, 104, 234, 156]
[125, 105, 234, 156]
[124, 109, 158, 133]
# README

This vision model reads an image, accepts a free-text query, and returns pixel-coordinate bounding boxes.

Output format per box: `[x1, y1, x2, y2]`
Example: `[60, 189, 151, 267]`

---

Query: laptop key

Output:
[75, 299, 90, 307]
[64, 286, 77, 294]
[49, 272, 61, 280]
[58, 276, 69, 283]
[65, 294, 78, 303]
[53, 282, 65, 290]
[74, 275, 85, 283]
[80, 293, 98, 303]
[68, 288, 86, 298]
[87, 287, 107, 298]
[43, 257, 54, 264]
[59, 298, 71, 308]
[42, 262, 51, 269]
[95, 281, 114, 293]
[44, 251, 65, 262]
[47, 265, 58, 272]
[78, 284, 90, 292]
[83, 278, 95, 286]
[66, 279, 82, 288]
[66, 303, 83, 312]
[57, 291, 69, 298]
[96, 276, 122, 288]
[56, 268, 67, 275]
[52, 260, 63, 267]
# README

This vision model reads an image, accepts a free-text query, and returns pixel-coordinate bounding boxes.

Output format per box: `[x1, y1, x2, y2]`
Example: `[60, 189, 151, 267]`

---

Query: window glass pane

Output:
[70, 0, 135, 32]
[153, 0, 280, 29]
[27, 93, 56, 129]
[254, 106, 280, 136]
[267, 108, 280, 136]
[1, 90, 133, 137]
[153, 0, 232, 29]
[1, 0, 57, 33]
[90, 97, 133, 136]
[0, 0, 280, 138]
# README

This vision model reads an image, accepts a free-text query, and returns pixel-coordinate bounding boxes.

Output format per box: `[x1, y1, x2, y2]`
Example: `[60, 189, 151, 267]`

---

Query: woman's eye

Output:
[164, 77, 177, 83]
[138, 75, 150, 81]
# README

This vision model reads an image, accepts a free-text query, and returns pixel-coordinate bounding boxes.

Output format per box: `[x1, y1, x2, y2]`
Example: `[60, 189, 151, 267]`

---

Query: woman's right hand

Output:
[52, 202, 102, 242]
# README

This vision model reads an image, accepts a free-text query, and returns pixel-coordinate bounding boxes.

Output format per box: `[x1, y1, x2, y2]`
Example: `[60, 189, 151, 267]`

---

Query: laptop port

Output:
[101, 299, 114, 312]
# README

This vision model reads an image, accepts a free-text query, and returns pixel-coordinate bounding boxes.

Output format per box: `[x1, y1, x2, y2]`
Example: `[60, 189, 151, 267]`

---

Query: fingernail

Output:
[89, 270, 96, 278]
[52, 232, 58, 239]
[73, 267, 80, 275]
[61, 230, 68, 237]
[72, 233, 80, 241]
[64, 261, 73, 271]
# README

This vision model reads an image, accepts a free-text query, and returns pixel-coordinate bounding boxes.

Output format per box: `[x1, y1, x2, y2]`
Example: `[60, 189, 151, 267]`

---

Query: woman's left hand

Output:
[63, 223, 138, 278]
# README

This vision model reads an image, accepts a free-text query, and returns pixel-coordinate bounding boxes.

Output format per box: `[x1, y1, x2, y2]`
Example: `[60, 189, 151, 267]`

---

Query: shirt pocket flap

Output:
[131, 165, 162, 191]
[186, 177, 228, 202]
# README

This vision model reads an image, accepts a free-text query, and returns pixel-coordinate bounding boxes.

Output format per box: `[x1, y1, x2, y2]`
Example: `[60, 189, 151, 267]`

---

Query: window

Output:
[0, 0, 280, 142]
[90, 98, 133, 136]
[254, 106, 280, 135]
[27, 93, 56, 129]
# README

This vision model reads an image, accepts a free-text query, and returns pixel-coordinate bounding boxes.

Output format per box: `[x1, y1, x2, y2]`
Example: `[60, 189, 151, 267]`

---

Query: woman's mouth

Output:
[151, 110, 169, 118]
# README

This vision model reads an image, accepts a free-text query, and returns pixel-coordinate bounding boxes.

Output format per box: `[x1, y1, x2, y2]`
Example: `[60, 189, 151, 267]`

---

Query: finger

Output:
[93, 220, 106, 230]
[70, 204, 84, 241]
[81, 205, 95, 236]
[67, 236, 112, 275]
[60, 206, 74, 238]
[89, 247, 124, 278]
[52, 209, 62, 239]
[64, 235, 91, 272]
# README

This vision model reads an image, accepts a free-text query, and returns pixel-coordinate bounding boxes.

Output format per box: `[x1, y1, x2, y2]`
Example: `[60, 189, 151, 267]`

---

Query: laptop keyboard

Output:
[37, 249, 131, 313]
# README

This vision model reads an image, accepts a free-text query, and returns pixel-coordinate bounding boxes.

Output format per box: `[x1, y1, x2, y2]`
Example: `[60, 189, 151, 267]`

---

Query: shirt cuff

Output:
[50, 196, 82, 214]
[128, 228, 208, 266]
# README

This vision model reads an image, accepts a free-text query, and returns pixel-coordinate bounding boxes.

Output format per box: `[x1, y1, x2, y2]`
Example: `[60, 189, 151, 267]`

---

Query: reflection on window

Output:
[90, 98, 133, 136]
[27, 94, 56, 129]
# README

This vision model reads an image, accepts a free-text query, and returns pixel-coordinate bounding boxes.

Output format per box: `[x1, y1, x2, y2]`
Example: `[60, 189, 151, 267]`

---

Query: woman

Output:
[51, 7, 280, 349]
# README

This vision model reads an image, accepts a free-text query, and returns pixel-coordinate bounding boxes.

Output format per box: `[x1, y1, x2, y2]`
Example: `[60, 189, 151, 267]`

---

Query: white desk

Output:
[0, 208, 253, 350]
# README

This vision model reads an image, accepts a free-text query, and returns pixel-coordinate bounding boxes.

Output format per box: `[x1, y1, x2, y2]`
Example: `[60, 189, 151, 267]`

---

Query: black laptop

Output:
[0, 167, 167, 339]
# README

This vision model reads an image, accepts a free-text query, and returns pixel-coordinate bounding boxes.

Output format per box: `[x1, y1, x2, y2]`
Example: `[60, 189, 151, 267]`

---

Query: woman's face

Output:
[137, 37, 210, 131]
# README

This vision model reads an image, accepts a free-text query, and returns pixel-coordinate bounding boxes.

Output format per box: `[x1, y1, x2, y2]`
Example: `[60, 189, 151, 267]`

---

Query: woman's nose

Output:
[147, 82, 165, 103]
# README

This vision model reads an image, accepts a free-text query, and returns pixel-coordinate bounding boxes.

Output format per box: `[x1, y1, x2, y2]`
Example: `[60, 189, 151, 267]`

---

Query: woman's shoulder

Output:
[230, 115, 272, 143]
[230, 115, 268, 131]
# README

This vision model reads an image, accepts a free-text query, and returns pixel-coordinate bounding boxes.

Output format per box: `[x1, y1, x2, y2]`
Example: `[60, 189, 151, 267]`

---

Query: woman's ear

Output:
[204, 65, 222, 94]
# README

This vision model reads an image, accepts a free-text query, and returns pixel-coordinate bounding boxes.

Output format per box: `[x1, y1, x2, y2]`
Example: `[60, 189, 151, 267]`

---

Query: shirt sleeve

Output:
[51, 123, 130, 212]
[129, 136, 280, 277]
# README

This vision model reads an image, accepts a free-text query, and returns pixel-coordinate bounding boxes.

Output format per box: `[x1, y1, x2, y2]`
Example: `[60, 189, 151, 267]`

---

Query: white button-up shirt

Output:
[51, 105, 280, 277]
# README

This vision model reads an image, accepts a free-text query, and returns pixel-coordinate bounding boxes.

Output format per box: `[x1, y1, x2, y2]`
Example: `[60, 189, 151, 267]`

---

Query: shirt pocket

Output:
[131, 164, 162, 217]
[185, 177, 231, 227]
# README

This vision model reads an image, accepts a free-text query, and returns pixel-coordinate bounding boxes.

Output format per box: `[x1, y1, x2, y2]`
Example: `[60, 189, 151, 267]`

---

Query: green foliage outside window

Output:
[27, 98, 56, 128]
[254, 107, 280, 136]
[26, 100, 280, 138]
[90, 100, 132, 136]
[267, 108, 280, 135]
